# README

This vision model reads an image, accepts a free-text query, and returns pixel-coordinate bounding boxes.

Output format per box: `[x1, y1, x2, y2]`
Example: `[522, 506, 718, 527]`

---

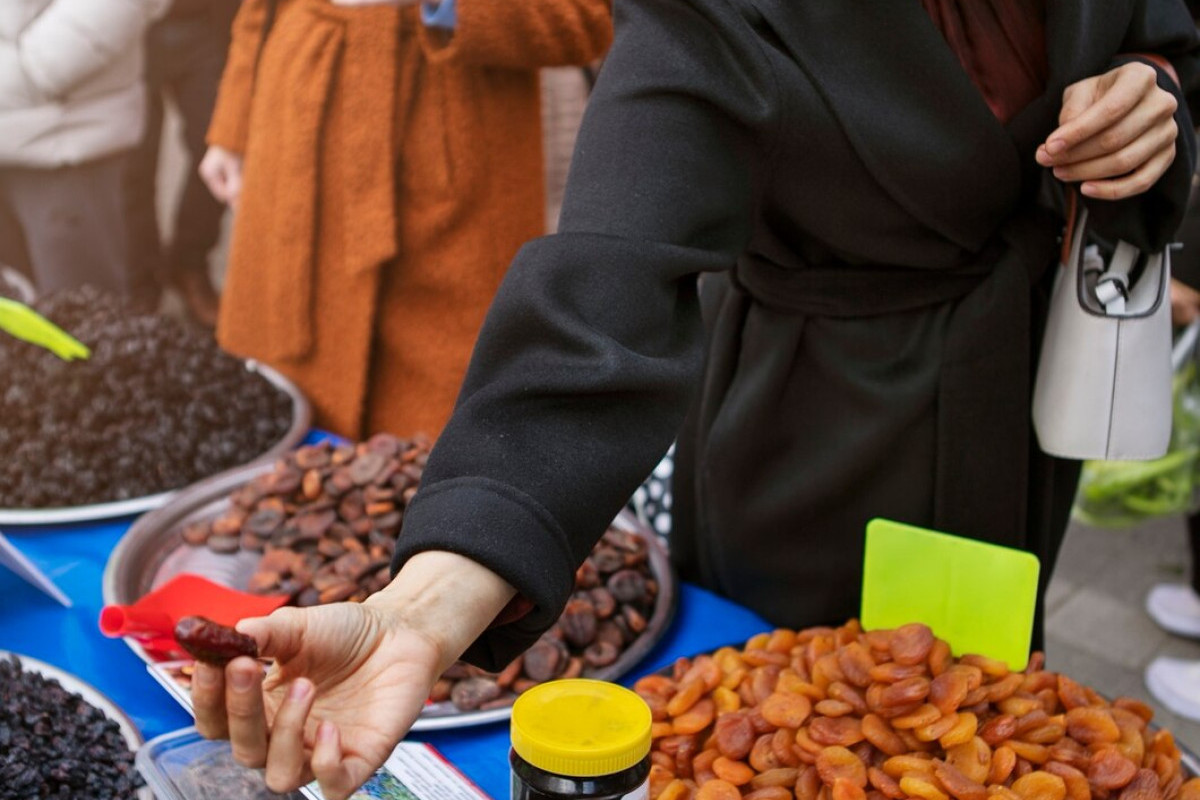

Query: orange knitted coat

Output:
[208, 0, 612, 440]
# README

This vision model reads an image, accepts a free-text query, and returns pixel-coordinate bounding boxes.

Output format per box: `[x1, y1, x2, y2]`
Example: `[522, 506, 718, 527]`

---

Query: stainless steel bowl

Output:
[103, 465, 676, 730]
[0, 361, 312, 527]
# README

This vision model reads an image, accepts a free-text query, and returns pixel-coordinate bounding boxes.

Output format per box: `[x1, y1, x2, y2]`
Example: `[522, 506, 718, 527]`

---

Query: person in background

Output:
[123, 0, 240, 322]
[199, 0, 612, 440]
[1142, 0, 1200, 725]
[0, 0, 170, 298]
[192, 2, 1200, 798]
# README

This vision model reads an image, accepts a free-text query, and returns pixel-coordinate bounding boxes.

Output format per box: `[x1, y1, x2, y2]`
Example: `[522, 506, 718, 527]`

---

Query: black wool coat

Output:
[395, 0, 1200, 669]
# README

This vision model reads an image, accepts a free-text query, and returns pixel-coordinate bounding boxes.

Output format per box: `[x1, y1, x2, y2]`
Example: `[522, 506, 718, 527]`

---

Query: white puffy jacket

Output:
[0, 0, 170, 167]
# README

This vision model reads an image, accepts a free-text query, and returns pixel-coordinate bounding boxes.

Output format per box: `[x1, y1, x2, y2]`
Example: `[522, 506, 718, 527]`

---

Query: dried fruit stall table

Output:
[0, 433, 773, 800]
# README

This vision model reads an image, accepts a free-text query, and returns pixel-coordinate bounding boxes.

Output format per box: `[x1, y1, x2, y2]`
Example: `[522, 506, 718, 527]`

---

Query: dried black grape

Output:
[0, 286, 293, 508]
[0, 654, 143, 799]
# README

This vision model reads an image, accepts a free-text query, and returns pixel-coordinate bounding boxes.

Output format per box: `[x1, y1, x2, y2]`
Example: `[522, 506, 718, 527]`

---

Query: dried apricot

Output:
[817, 746, 868, 788]
[751, 733, 784, 773]
[754, 768, 802, 790]
[947, 738, 993, 785]
[817, 700, 856, 718]
[746, 788, 795, 800]
[931, 670, 973, 716]
[810, 716, 866, 747]
[891, 624, 936, 666]
[900, 775, 950, 800]
[862, 713, 908, 756]
[668, 680, 707, 717]
[939, 712, 978, 749]
[833, 778, 868, 800]
[714, 713, 756, 760]
[675, 699, 717, 735]
[893, 704, 942, 730]
[1066, 707, 1121, 746]
[934, 759, 988, 800]
[869, 767, 905, 800]
[763, 692, 814, 728]
[1011, 772, 1067, 800]
[1043, 762, 1091, 800]
[1088, 749, 1139, 791]
[987, 745, 1016, 785]
[713, 757, 756, 786]
[913, 713, 960, 743]
[696, 778, 740, 800]
[838, 643, 877, 688]
[659, 779, 694, 800]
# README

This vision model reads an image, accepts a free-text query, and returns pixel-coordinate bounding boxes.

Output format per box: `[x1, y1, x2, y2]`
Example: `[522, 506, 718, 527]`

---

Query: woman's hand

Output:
[192, 603, 439, 799]
[199, 145, 245, 207]
[191, 551, 517, 800]
[1036, 61, 1179, 200]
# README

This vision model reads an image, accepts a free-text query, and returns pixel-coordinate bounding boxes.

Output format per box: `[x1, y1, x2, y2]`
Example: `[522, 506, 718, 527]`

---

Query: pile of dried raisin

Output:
[0, 654, 142, 799]
[0, 286, 293, 509]
[639, 621, 1200, 800]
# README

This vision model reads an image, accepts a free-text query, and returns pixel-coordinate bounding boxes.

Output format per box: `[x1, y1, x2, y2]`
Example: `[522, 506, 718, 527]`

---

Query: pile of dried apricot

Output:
[636, 621, 1200, 800]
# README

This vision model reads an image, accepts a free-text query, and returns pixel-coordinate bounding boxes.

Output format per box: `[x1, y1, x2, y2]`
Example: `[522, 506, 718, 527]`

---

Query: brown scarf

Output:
[921, 0, 1049, 122]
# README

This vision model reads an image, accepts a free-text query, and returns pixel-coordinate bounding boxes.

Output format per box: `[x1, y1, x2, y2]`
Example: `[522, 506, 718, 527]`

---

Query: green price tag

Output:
[861, 519, 1040, 670]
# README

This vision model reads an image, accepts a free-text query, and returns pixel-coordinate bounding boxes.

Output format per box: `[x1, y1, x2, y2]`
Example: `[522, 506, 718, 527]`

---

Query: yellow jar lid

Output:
[511, 679, 652, 778]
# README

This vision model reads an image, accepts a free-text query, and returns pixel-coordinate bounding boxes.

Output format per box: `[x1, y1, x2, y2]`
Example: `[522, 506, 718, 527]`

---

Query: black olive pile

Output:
[0, 655, 143, 799]
[0, 286, 293, 508]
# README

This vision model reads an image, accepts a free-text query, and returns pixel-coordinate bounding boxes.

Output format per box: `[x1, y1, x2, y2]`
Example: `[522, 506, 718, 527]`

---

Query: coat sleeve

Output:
[1084, 0, 1200, 251]
[392, 0, 779, 671]
[17, 0, 168, 100]
[207, 0, 288, 153]
[418, 0, 612, 69]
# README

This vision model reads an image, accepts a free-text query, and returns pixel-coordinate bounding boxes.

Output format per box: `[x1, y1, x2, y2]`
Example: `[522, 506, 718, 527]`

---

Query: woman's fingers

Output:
[191, 662, 229, 740]
[1050, 117, 1176, 183]
[1042, 89, 1175, 168]
[1079, 146, 1177, 200]
[1044, 63, 1155, 155]
[312, 722, 375, 800]
[226, 656, 270, 767]
[264, 678, 318, 793]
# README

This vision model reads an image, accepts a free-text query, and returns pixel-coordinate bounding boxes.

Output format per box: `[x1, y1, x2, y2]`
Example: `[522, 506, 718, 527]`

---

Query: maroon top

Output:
[922, 0, 1049, 122]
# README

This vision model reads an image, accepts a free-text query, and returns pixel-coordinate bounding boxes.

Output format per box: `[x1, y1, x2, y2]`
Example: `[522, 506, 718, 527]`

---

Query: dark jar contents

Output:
[509, 679, 652, 800]
[510, 749, 650, 800]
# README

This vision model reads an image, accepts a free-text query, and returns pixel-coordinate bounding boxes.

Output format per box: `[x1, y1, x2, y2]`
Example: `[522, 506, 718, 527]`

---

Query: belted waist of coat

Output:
[731, 209, 1062, 548]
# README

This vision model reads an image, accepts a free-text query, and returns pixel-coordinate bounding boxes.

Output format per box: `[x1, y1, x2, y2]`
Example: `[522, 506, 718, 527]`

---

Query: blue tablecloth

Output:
[0, 505, 770, 800]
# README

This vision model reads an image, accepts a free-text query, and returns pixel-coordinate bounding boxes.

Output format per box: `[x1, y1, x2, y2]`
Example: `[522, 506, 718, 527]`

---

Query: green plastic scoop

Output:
[860, 518, 1040, 670]
[0, 297, 90, 361]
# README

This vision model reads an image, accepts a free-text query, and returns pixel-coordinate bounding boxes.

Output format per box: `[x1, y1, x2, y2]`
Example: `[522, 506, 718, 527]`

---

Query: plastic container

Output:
[510, 679, 652, 800]
[136, 727, 305, 800]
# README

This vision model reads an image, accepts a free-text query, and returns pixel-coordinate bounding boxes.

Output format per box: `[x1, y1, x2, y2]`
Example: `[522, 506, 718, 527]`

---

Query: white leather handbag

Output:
[1032, 203, 1173, 461]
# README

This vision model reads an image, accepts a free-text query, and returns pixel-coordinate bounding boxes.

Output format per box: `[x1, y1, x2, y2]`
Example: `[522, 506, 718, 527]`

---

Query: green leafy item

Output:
[0, 297, 90, 361]
[1072, 358, 1200, 527]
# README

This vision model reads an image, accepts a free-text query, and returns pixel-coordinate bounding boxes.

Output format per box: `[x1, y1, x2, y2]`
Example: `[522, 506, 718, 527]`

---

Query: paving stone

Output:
[1047, 586, 1171, 670]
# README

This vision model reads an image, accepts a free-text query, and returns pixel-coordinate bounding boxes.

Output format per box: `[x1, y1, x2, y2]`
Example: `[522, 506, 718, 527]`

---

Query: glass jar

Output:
[510, 679, 652, 800]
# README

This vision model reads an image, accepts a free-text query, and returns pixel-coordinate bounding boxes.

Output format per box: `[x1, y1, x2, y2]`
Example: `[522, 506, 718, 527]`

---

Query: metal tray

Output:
[0, 361, 312, 527]
[1, 649, 153, 800]
[103, 461, 677, 731]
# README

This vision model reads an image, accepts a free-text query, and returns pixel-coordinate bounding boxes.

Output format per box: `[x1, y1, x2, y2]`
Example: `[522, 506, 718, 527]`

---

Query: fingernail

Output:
[1052, 168, 1067, 179]
[289, 679, 311, 702]
[230, 669, 254, 691]
[1080, 183, 1098, 197]
[1047, 139, 1067, 155]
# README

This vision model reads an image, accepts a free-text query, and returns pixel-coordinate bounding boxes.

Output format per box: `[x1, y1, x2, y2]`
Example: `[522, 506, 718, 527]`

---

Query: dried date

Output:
[175, 616, 260, 666]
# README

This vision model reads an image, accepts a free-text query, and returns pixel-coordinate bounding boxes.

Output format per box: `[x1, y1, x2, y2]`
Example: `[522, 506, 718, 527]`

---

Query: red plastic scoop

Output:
[100, 573, 289, 658]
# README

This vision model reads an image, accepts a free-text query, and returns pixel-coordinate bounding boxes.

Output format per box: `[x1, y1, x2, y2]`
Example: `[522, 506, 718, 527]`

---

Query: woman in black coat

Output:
[193, 2, 1200, 797]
